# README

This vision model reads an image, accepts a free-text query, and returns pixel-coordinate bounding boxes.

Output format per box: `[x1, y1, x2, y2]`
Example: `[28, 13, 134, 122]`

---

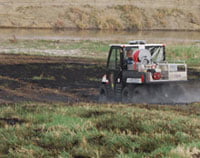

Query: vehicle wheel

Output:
[99, 85, 108, 103]
[122, 86, 133, 103]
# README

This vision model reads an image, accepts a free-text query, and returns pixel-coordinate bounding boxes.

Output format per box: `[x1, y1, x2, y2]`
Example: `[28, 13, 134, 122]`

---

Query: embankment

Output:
[0, 0, 200, 31]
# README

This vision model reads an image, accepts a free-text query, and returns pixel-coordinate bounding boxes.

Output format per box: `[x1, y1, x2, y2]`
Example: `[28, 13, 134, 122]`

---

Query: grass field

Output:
[167, 44, 200, 65]
[1, 39, 200, 65]
[0, 39, 200, 157]
[0, 40, 109, 59]
[1, 102, 200, 158]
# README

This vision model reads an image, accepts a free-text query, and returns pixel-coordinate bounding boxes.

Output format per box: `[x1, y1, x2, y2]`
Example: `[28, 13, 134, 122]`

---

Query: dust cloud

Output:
[130, 80, 200, 104]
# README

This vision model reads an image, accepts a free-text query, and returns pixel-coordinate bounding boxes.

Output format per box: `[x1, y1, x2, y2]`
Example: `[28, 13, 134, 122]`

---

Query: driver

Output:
[126, 49, 134, 64]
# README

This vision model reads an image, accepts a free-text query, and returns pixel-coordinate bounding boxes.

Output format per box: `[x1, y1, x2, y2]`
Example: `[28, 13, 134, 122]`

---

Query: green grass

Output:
[32, 74, 55, 81]
[167, 44, 200, 65]
[1, 40, 109, 60]
[2, 39, 200, 65]
[1, 102, 200, 157]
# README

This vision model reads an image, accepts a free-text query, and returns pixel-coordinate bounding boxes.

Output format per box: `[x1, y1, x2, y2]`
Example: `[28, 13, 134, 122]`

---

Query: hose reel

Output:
[133, 49, 152, 65]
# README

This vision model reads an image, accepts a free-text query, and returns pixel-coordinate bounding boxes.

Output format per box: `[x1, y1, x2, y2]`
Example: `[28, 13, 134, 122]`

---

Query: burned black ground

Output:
[0, 54, 105, 103]
[0, 54, 199, 104]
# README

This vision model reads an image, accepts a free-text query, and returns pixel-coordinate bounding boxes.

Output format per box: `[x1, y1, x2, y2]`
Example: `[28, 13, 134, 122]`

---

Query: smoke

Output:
[129, 80, 200, 104]
[176, 80, 200, 103]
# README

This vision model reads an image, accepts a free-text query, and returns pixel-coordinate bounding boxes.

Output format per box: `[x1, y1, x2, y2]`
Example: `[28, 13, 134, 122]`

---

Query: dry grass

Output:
[65, 4, 200, 31]
[115, 5, 144, 30]
[66, 6, 123, 30]
[1, 0, 200, 30]
[169, 146, 200, 158]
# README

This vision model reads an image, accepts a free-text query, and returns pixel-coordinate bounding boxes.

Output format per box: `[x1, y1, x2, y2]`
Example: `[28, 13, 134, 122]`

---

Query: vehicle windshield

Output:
[146, 46, 165, 62]
[125, 46, 165, 63]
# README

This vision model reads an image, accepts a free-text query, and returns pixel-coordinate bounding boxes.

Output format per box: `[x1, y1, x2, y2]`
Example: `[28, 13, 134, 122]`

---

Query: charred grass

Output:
[1, 102, 200, 157]
[0, 54, 105, 103]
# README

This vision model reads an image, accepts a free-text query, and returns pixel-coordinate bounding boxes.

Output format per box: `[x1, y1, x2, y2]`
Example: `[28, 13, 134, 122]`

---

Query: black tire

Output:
[99, 85, 108, 103]
[131, 85, 149, 103]
[122, 86, 133, 103]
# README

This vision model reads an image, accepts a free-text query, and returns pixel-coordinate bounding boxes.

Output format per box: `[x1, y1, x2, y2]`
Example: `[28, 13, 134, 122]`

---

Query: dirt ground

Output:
[0, 53, 200, 104]
[0, 0, 200, 30]
[0, 54, 105, 104]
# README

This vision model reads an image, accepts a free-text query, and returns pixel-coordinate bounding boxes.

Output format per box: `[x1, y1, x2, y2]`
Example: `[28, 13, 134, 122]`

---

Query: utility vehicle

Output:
[99, 40, 187, 102]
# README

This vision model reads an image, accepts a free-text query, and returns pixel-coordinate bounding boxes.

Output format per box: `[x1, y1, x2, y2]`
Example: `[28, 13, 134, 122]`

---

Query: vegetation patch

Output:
[114, 5, 145, 30]
[66, 6, 123, 30]
[1, 102, 200, 157]
[167, 44, 200, 65]
[78, 109, 115, 118]
[1, 39, 109, 59]
[0, 117, 26, 127]
[2, 39, 200, 65]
